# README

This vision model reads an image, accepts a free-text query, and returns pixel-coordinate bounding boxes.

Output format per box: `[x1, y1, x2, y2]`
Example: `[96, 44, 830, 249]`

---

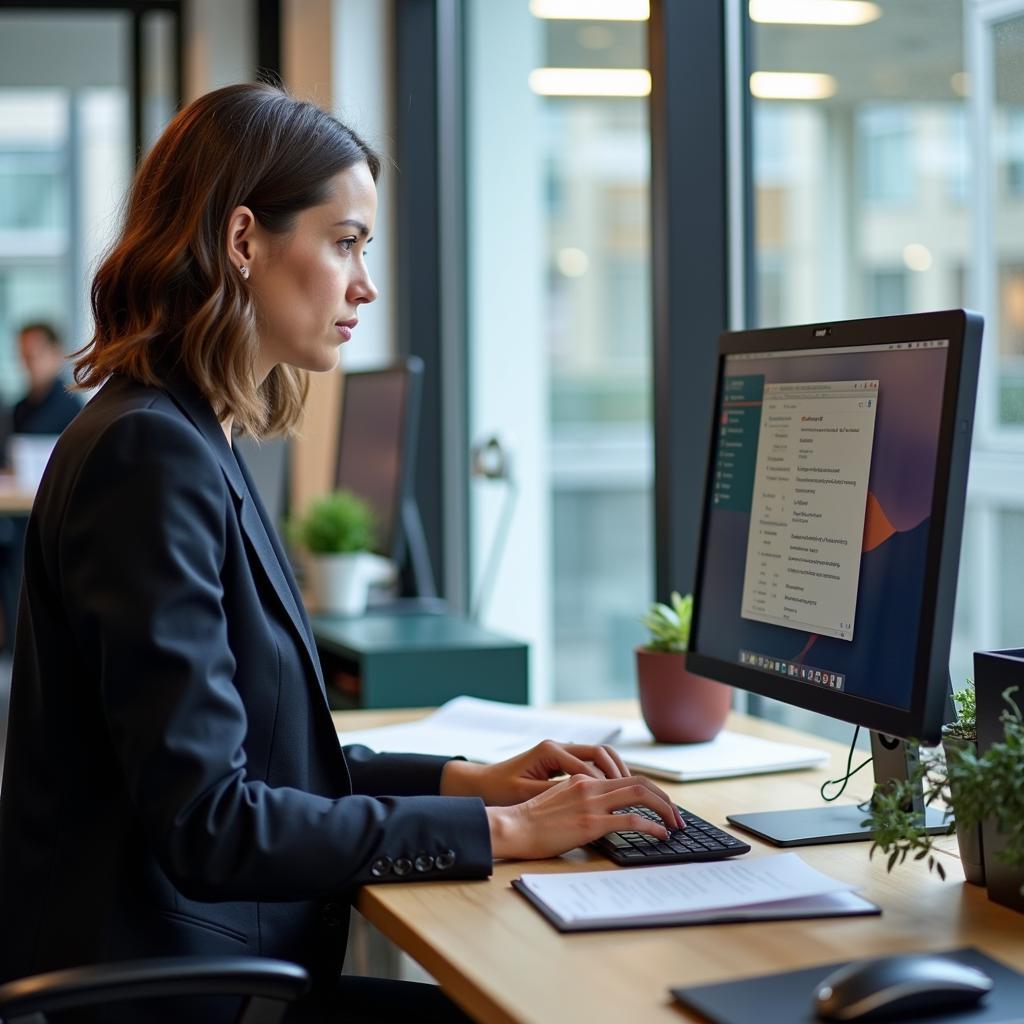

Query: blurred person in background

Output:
[0, 322, 81, 651]
[13, 321, 82, 435]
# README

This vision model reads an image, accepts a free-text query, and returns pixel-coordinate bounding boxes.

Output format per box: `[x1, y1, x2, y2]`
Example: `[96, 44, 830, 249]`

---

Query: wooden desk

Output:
[332, 702, 1024, 1024]
[0, 479, 34, 514]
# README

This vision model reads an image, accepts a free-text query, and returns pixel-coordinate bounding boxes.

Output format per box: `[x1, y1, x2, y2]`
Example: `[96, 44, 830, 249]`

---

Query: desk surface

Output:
[0, 478, 34, 514]
[332, 702, 1024, 1024]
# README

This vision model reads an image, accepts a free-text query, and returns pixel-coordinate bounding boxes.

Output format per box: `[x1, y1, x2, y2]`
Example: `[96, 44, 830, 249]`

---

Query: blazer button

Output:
[321, 902, 344, 928]
[414, 853, 435, 873]
[393, 857, 413, 877]
[436, 849, 456, 870]
[370, 857, 392, 878]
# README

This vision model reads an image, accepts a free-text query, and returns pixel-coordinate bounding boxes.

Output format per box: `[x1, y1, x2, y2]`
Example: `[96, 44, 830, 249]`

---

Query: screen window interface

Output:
[695, 339, 949, 712]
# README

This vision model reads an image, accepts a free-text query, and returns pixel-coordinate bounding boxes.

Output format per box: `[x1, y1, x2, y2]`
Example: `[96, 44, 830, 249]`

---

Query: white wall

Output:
[467, 0, 551, 703]
[330, 0, 396, 370]
[184, 0, 254, 101]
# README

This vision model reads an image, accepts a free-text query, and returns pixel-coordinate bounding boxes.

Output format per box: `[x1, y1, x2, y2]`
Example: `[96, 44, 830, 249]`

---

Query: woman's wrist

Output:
[440, 758, 488, 798]
[485, 805, 519, 860]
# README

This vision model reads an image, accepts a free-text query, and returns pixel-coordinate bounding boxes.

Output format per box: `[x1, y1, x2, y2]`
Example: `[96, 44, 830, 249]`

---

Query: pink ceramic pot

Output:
[635, 647, 732, 743]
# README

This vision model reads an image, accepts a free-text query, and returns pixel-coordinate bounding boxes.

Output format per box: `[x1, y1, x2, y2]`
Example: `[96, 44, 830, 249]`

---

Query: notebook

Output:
[512, 853, 879, 933]
[614, 720, 828, 781]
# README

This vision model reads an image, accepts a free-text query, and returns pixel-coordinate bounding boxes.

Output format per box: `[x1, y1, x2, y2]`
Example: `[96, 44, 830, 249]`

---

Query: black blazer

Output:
[0, 368, 491, 1013]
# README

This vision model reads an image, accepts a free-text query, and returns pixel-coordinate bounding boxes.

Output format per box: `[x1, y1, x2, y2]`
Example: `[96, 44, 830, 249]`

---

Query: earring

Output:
[238, 264, 250, 280]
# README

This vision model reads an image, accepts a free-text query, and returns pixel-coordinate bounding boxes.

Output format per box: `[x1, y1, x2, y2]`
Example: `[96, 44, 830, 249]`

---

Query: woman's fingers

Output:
[559, 743, 627, 780]
[564, 774, 681, 835]
[531, 741, 605, 780]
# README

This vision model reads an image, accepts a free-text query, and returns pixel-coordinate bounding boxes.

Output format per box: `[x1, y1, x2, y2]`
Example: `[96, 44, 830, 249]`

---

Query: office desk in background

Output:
[0, 479, 35, 515]
[311, 611, 528, 709]
[332, 702, 1024, 1024]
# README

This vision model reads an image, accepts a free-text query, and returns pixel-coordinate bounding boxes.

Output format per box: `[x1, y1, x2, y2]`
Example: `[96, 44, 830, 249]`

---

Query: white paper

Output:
[337, 696, 621, 763]
[614, 721, 828, 782]
[516, 853, 857, 924]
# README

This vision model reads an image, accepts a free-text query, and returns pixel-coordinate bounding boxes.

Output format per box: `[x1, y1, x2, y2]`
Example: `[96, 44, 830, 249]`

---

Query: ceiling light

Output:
[529, 0, 649, 19]
[903, 243, 932, 272]
[750, 72, 837, 100]
[529, 68, 651, 98]
[557, 247, 590, 277]
[750, 0, 881, 25]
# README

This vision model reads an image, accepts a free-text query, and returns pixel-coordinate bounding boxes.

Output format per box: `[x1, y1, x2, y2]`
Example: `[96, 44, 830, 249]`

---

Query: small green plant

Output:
[865, 687, 1024, 889]
[946, 683, 977, 740]
[292, 491, 376, 555]
[640, 592, 692, 653]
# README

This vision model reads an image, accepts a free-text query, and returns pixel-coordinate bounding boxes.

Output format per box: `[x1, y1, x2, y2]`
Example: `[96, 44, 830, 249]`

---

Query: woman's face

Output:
[244, 161, 378, 378]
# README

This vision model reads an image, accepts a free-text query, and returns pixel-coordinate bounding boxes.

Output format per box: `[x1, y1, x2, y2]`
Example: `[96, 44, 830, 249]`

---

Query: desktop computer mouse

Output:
[813, 953, 993, 1022]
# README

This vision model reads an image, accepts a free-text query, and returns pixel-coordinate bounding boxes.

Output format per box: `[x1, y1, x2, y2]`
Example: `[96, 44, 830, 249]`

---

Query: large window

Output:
[0, 7, 179, 399]
[467, 1, 652, 702]
[749, 0, 1024, 699]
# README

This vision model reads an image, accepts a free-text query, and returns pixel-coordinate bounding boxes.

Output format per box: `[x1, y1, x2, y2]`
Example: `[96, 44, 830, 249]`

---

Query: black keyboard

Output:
[590, 805, 751, 866]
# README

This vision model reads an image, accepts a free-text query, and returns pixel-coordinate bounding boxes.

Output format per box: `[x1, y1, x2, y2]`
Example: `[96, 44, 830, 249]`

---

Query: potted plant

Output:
[864, 685, 1024, 912]
[292, 491, 378, 615]
[940, 685, 985, 885]
[635, 592, 731, 743]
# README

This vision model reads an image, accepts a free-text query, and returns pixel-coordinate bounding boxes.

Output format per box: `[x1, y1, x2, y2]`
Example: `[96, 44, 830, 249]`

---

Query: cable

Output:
[819, 726, 873, 803]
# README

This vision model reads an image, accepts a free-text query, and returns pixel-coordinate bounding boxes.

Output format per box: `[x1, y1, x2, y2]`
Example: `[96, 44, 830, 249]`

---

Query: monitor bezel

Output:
[686, 309, 982, 746]
[335, 357, 423, 561]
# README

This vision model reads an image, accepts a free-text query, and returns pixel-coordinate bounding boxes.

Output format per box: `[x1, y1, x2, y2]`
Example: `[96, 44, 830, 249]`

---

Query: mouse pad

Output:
[671, 947, 1024, 1023]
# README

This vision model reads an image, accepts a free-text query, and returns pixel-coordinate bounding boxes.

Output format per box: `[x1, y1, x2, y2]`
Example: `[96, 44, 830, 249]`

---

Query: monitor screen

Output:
[688, 311, 981, 747]
[335, 366, 410, 558]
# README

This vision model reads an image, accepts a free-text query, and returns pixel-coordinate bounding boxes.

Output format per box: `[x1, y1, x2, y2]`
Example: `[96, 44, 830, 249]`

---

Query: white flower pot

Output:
[308, 552, 373, 616]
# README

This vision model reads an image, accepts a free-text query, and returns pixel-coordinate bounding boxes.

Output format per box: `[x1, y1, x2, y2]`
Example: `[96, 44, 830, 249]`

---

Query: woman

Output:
[0, 84, 680, 1022]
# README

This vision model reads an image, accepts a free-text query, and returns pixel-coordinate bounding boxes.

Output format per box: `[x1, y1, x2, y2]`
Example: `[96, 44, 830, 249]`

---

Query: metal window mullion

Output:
[649, 0, 732, 601]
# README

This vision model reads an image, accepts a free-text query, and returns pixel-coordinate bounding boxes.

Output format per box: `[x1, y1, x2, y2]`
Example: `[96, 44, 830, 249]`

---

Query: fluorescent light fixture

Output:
[750, 71, 837, 100]
[529, 0, 649, 19]
[903, 243, 932, 272]
[750, 0, 881, 25]
[557, 247, 590, 277]
[529, 68, 651, 97]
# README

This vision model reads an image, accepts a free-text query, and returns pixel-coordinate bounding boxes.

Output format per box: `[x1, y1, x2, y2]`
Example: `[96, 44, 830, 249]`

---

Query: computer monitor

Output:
[685, 309, 983, 846]
[335, 356, 438, 602]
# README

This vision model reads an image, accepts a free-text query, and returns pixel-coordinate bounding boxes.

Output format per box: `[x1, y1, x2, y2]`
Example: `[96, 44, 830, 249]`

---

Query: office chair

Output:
[0, 955, 310, 1023]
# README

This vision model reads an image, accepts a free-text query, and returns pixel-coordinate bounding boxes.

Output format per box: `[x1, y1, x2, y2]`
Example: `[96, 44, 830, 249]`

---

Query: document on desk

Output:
[512, 853, 879, 933]
[337, 696, 621, 763]
[614, 721, 828, 781]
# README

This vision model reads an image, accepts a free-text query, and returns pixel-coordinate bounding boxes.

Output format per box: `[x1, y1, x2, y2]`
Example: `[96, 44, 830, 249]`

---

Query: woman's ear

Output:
[226, 205, 258, 276]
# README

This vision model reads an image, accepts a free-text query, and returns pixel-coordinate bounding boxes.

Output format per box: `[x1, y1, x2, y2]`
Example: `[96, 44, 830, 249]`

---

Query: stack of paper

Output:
[512, 853, 879, 932]
[337, 696, 621, 764]
[338, 697, 828, 782]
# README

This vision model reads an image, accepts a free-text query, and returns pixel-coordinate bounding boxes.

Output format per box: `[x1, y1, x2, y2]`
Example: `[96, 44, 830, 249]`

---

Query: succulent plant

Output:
[640, 591, 692, 653]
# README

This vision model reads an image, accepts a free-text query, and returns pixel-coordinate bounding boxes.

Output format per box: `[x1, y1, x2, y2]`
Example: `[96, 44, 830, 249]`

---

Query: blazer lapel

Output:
[233, 447, 326, 693]
[159, 369, 326, 697]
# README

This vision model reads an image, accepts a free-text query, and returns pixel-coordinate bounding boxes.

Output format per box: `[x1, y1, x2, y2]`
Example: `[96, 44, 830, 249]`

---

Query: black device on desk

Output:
[591, 804, 750, 866]
[813, 953, 993, 1022]
[335, 357, 442, 610]
[682, 309, 983, 846]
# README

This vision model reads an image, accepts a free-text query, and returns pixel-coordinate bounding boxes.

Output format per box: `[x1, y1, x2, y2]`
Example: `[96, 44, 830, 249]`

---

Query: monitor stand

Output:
[726, 731, 950, 847]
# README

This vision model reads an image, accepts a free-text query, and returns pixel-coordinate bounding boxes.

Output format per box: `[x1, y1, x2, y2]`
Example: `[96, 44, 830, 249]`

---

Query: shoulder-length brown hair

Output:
[75, 83, 381, 437]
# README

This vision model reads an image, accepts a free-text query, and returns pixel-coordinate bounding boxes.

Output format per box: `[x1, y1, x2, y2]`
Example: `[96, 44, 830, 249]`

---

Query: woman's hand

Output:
[441, 740, 634, 806]
[484, 774, 684, 860]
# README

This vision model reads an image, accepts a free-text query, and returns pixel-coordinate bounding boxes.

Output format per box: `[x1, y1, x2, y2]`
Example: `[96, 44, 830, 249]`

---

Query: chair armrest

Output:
[0, 956, 310, 1020]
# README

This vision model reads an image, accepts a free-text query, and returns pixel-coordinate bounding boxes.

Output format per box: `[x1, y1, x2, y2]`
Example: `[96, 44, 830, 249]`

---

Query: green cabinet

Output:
[310, 612, 529, 709]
